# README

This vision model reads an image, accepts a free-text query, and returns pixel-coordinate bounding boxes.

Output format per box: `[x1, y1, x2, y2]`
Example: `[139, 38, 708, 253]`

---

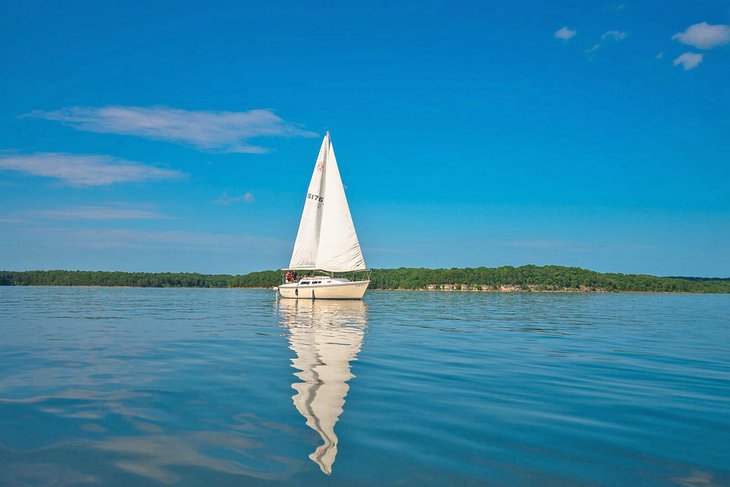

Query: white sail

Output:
[289, 136, 328, 270]
[288, 132, 366, 272]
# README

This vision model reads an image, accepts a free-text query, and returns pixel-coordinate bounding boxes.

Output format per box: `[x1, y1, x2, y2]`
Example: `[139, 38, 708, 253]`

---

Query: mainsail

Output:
[289, 132, 366, 272]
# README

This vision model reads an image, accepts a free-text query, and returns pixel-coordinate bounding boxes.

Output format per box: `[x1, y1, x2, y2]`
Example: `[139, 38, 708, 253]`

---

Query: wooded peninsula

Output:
[1, 266, 729, 293]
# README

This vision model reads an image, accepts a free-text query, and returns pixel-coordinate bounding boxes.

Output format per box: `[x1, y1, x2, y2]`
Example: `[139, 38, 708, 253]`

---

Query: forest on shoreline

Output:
[1, 266, 729, 293]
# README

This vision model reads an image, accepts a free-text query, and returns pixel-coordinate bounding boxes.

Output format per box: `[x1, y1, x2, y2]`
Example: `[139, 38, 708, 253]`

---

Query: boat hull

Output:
[279, 280, 370, 300]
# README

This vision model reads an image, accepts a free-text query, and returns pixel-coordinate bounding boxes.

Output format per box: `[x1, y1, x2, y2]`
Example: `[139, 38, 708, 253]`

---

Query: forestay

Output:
[288, 133, 366, 272]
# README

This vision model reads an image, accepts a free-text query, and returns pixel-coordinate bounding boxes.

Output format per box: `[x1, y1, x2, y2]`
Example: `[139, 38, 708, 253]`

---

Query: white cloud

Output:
[25, 106, 318, 153]
[554, 26, 576, 40]
[586, 30, 628, 53]
[673, 52, 704, 70]
[212, 192, 255, 205]
[29, 205, 172, 220]
[602, 30, 628, 41]
[0, 153, 184, 186]
[672, 22, 730, 49]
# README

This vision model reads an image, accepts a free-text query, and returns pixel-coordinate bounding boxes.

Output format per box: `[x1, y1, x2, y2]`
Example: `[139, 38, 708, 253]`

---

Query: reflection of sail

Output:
[277, 299, 367, 475]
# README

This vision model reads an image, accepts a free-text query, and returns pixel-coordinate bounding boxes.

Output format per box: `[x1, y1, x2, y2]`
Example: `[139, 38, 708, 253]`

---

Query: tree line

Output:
[1, 266, 729, 292]
[367, 265, 730, 292]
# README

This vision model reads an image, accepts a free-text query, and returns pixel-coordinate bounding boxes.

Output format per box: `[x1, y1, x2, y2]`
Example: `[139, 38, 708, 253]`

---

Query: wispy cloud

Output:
[673, 22, 730, 49]
[25, 106, 318, 153]
[655, 51, 664, 59]
[29, 205, 173, 220]
[585, 30, 628, 53]
[212, 192, 255, 205]
[29, 227, 285, 251]
[502, 239, 583, 251]
[554, 26, 576, 40]
[673, 52, 703, 70]
[602, 30, 628, 41]
[498, 239, 654, 252]
[0, 153, 184, 186]
[0, 217, 26, 224]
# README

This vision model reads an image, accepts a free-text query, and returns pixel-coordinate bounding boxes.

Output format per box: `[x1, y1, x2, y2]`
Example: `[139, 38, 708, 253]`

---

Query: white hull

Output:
[279, 280, 370, 300]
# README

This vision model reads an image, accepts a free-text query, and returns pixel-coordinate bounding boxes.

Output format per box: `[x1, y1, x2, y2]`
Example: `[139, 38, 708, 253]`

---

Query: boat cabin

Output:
[296, 277, 351, 286]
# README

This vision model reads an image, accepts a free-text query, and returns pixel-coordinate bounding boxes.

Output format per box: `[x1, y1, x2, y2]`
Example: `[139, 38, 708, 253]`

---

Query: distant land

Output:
[1, 266, 729, 293]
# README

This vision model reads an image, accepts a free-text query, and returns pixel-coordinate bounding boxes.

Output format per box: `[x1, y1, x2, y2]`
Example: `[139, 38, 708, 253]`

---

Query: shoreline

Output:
[1, 284, 726, 294]
[367, 288, 719, 294]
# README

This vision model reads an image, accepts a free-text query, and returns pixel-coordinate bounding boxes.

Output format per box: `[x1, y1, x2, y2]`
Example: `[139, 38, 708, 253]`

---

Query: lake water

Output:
[0, 287, 729, 486]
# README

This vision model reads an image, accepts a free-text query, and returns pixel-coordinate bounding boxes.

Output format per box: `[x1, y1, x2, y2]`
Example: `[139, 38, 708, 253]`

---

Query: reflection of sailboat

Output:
[277, 298, 367, 474]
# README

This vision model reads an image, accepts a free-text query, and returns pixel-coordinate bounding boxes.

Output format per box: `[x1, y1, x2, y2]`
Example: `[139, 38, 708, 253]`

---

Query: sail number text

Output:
[307, 193, 324, 202]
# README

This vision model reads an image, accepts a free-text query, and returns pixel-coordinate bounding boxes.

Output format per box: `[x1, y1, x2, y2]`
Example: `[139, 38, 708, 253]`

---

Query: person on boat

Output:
[285, 271, 293, 282]
[292, 271, 298, 281]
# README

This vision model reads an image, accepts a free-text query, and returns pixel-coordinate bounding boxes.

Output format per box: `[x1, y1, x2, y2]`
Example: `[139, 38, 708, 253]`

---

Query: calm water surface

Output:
[0, 287, 729, 486]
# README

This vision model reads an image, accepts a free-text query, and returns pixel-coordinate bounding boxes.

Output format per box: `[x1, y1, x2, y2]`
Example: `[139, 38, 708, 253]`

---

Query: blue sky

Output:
[1, 0, 729, 276]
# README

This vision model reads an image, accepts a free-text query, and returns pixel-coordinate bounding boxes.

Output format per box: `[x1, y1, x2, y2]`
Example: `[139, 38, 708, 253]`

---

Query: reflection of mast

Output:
[278, 299, 367, 475]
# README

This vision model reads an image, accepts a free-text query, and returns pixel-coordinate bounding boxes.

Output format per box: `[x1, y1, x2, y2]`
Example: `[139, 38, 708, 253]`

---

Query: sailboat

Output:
[279, 132, 370, 300]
